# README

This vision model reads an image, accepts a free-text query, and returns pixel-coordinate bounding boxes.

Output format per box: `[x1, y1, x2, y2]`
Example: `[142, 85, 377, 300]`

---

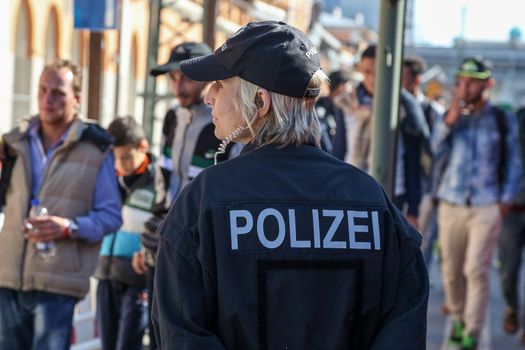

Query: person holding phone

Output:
[432, 57, 522, 349]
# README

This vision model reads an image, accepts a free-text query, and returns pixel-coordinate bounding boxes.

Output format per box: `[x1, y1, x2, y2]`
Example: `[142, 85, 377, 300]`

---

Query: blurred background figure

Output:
[402, 54, 445, 268]
[95, 116, 161, 350]
[347, 44, 429, 229]
[148, 42, 234, 205]
[134, 41, 238, 350]
[0, 60, 122, 350]
[432, 56, 522, 350]
[498, 106, 525, 343]
[315, 69, 350, 159]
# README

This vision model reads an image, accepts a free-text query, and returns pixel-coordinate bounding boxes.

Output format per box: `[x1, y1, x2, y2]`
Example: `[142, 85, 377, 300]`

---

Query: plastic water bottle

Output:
[28, 199, 56, 258]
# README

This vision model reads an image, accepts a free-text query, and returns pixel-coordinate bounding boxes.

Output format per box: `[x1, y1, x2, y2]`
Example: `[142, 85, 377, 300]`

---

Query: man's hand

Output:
[499, 203, 512, 218]
[132, 251, 148, 275]
[445, 96, 473, 127]
[444, 99, 462, 127]
[23, 215, 69, 242]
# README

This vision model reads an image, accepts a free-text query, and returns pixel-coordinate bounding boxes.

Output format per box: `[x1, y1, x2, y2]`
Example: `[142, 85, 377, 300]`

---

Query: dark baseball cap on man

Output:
[150, 42, 212, 76]
[456, 56, 492, 80]
[179, 21, 322, 98]
[328, 70, 349, 88]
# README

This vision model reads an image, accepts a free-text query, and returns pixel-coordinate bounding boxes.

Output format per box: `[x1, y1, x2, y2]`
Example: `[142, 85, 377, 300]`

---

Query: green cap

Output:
[456, 57, 492, 80]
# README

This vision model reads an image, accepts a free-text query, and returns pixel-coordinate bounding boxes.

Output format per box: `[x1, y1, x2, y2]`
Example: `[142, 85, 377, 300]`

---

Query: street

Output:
[427, 254, 525, 349]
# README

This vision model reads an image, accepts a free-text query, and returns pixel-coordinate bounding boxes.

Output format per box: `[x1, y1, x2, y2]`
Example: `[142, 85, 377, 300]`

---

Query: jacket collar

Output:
[3, 115, 85, 149]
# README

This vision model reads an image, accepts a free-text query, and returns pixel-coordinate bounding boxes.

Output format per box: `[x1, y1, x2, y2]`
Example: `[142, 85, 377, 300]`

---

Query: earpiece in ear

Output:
[255, 95, 264, 109]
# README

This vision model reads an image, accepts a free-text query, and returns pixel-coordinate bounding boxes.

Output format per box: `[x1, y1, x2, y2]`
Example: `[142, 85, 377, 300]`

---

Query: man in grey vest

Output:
[0, 60, 122, 350]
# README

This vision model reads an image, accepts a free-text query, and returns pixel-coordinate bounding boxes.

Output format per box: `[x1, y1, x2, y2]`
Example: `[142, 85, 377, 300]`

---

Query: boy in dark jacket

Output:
[94, 116, 164, 350]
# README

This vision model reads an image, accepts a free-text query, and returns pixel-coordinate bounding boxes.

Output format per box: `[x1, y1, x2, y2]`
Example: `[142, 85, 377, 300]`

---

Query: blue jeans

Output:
[0, 288, 77, 350]
[96, 280, 147, 350]
[146, 266, 157, 350]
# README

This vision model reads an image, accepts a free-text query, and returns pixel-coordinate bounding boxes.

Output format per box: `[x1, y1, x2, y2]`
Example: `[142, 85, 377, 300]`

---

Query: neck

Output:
[471, 99, 488, 114]
[40, 118, 74, 151]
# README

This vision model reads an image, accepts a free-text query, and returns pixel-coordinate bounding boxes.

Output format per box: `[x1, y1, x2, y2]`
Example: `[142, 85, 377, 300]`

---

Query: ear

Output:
[139, 138, 149, 152]
[486, 77, 495, 89]
[414, 75, 422, 86]
[74, 94, 81, 108]
[255, 89, 271, 117]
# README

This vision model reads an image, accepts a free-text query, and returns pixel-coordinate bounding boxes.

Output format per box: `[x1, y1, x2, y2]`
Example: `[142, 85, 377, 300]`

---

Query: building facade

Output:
[1, 0, 314, 146]
[406, 39, 525, 109]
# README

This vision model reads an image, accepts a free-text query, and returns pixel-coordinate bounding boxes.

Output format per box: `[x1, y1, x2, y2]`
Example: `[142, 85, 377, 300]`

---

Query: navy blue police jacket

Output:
[152, 142, 429, 350]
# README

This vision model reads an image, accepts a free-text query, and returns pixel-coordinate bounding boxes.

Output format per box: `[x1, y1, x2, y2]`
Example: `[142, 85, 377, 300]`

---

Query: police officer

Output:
[152, 21, 428, 349]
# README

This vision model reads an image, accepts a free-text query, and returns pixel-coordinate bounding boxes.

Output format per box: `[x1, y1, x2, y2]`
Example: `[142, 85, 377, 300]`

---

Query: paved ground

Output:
[426, 254, 525, 349]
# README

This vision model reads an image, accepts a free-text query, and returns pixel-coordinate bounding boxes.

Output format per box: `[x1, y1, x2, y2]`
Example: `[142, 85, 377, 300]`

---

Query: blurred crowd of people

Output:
[317, 49, 524, 350]
[0, 19, 523, 350]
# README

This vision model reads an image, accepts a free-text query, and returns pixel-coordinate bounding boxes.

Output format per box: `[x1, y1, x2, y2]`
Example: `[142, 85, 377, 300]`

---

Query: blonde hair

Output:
[42, 59, 82, 95]
[236, 70, 328, 147]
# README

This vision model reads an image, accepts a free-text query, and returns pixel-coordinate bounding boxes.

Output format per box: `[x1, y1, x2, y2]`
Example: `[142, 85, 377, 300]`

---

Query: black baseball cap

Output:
[179, 21, 322, 98]
[150, 42, 212, 77]
[328, 70, 349, 88]
[456, 56, 492, 80]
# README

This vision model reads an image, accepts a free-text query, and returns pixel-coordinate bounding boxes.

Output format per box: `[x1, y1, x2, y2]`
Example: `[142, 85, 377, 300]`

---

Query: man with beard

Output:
[149, 42, 236, 203]
[402, 55, 444, 268]
[432, 57, 522, 349]
[132, 42, 236, 350]
[0, 60, 122, 349]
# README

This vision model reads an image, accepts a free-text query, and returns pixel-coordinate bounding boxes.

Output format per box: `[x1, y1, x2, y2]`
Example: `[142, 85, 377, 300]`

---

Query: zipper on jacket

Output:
[18, 240, 28, 290]
[174, 114, 192, 198]
[19, 148, 32, 290]
[19, 139, 69, 289]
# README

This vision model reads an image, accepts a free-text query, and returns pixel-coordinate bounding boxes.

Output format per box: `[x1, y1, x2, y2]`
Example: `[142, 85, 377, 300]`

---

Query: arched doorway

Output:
[127, 36, 138, 118]
[45, 7, 59, 63]
[72, 30, 89, 116]
[11, 0, 32, 124]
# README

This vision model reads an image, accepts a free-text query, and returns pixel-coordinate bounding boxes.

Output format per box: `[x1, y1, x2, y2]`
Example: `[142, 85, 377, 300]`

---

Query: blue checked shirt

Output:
[431, 103, 522, 206]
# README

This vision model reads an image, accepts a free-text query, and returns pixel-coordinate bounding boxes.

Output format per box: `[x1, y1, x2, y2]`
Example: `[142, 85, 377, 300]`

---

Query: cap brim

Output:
[179, 54, 235, 82]
[150, 62, 181, 77]
[456, 71, 491, 80]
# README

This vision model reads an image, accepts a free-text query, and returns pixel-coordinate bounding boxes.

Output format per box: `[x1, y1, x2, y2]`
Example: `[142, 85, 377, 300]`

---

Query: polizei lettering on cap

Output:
[229, 208, 381, 251]
[305, 47, 318, 59]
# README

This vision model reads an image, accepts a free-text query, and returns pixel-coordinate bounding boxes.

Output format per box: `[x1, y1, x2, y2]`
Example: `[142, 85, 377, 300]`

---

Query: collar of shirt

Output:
[28, 119, 72, 199]
[28, 119, 71, 158]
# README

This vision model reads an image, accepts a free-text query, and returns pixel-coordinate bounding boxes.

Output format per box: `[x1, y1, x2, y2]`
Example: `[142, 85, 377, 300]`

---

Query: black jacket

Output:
[152, 143, 428, 350]
[94, 153, 160, 287]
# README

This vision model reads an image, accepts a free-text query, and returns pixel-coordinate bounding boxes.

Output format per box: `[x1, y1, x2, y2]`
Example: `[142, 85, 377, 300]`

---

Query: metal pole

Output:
[87, 32, 104, 120]
[114, 0, 123, 117]
[370, 0, 407, 197]
[202, 0, 217, 48]
[142, 0, 162, 142]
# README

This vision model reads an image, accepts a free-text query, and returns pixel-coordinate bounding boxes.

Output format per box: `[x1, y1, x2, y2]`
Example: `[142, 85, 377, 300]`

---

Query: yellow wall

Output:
[3, 0, 314, 131]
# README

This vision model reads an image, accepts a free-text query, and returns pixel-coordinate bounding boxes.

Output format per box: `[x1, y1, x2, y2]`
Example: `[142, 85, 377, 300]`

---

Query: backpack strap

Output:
[491, 106, 508, 190]
[517, 108, 525, 176]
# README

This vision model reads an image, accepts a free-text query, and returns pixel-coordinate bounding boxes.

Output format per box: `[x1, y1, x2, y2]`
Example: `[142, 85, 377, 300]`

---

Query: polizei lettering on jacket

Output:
[229, 207, 382, 251]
